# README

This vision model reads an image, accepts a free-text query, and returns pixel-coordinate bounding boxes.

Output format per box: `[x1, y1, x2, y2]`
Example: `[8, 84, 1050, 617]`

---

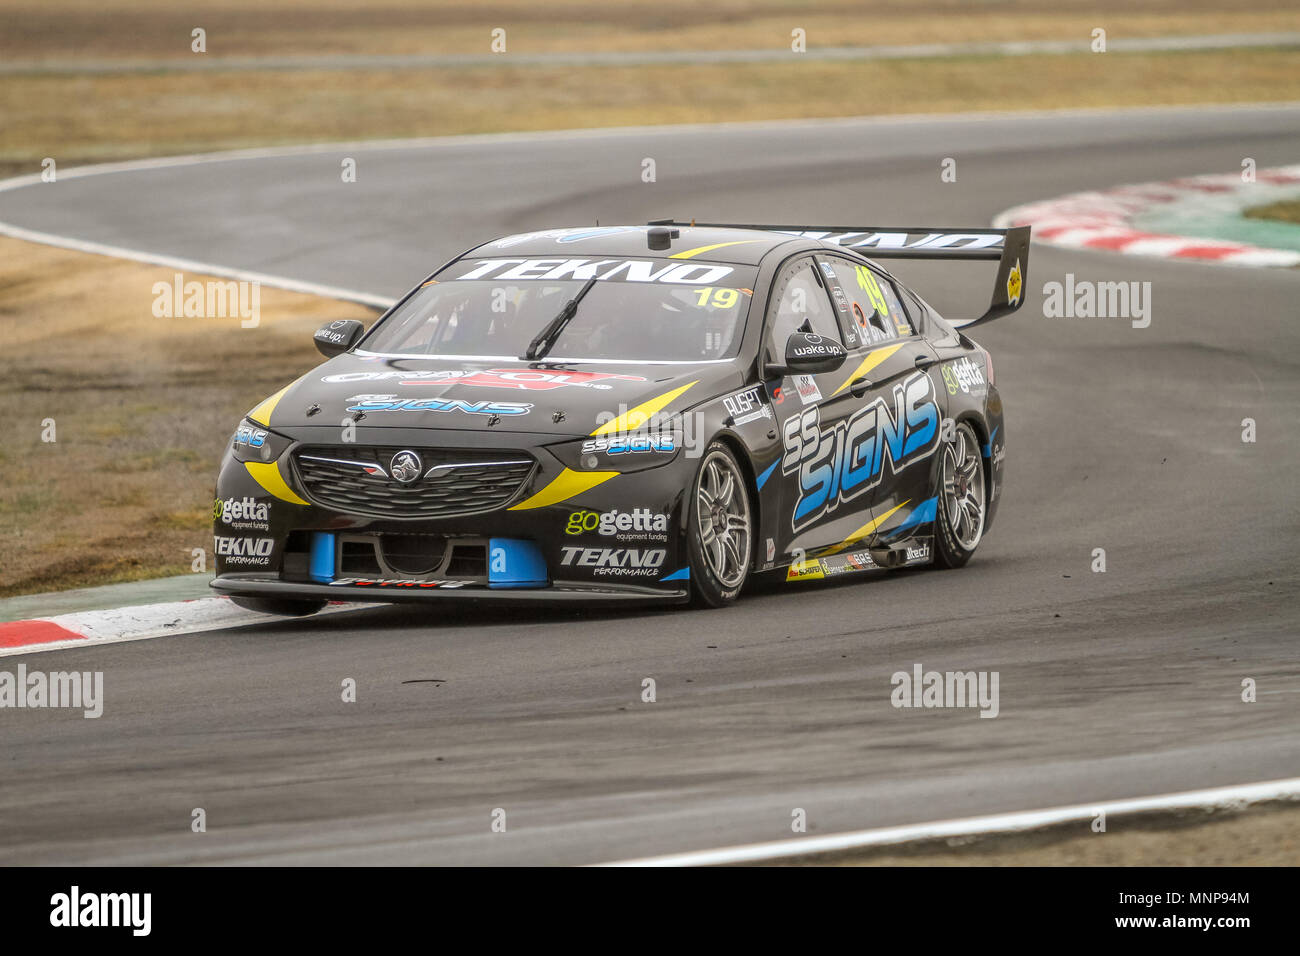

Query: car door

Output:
[815, 255, 945, 551]
[764, 254, 886, 563]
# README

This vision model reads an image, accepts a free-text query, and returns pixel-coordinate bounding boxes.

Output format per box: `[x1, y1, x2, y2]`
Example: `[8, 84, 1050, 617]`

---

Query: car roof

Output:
[463, 225, 809, 266]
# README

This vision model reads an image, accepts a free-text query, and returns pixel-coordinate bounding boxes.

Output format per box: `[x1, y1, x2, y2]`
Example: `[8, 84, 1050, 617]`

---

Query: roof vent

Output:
[647, 225, 679, 251]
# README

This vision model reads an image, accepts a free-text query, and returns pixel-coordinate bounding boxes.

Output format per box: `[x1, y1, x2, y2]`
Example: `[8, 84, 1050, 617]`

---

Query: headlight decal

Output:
[244, 460, 310, 505]
[507, 467, 618, 511]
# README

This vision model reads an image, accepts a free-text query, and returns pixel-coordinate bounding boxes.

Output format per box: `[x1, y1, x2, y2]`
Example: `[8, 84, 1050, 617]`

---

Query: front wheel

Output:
[933, 421, 987, 569]
[687, 442, 753, 608]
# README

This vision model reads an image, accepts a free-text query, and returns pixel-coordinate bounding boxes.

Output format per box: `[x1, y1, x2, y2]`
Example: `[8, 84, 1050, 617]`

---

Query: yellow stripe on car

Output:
[830, 342, 906, 396]
[244, 460, 310, 505]
[512, 382, 698, 509]
[247, 384, 291, 427]
[669, 240, 763, 260]
[590, 381, 697, 436]
[508, 467, 618, 511]
[821, 500, 910, 556]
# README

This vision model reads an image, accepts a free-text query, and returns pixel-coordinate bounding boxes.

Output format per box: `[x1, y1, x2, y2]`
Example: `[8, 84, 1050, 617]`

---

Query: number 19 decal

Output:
[692, 287, 741, 309]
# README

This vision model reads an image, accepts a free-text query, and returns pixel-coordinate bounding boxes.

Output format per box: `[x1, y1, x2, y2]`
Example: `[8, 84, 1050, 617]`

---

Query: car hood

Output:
[248, 352, 740, 439]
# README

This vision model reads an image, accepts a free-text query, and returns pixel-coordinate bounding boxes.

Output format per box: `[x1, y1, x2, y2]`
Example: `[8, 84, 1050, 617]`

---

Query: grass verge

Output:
[2, 3, 1297, 592]
[4, 0, 1298, 60]
[2, 48, 1298, 178]
[0, 237, 376, 598]
[1243, 198, 1300, 225]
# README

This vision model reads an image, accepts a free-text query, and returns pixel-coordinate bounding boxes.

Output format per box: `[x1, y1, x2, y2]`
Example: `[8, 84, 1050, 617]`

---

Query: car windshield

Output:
[361, 257, 759, 362]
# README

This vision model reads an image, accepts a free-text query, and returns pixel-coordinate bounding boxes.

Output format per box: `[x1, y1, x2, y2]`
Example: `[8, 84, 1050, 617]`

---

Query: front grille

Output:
[340, 533, 487, 581]
[293, 446, 535, 519]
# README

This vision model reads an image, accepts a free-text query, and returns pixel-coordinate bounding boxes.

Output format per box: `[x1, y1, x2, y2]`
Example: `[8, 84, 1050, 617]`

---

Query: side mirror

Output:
[767, 331, 846, 376]
[313, 319, 365, 357]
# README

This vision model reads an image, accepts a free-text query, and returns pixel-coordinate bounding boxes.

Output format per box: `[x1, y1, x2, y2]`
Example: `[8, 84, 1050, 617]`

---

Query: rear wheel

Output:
[688, 442, 753, 608]
[934, 421, 987, 569]
[230, 595, 326, 617]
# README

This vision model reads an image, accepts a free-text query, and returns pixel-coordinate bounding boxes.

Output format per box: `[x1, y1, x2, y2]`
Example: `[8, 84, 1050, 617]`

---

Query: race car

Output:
[211, 220, 1028, 614]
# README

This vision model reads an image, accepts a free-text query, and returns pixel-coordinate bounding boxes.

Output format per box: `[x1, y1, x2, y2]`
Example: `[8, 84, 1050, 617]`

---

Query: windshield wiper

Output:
[521, 277, 598, 361]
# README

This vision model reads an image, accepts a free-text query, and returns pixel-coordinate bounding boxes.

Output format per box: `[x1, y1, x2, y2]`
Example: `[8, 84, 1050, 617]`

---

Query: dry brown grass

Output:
[3, 1, 1295, 175]
[2, 49, 1297, 176]
[1, 2, 1296, 594]
[0, 237, 376, 597]
[1243, 198, 1300, 225]
[2, 0, 1298, 59]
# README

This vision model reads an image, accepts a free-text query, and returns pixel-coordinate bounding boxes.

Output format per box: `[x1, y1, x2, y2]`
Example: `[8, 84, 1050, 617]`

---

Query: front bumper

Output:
[210, 575, 688, 607]
[211, 422, 695, 604]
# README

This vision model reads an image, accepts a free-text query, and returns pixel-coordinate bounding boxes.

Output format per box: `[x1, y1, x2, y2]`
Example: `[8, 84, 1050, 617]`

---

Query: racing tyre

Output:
[934, 421, 987, 570]
[230, 596, 327, 617]
[688, 442, 753, 608]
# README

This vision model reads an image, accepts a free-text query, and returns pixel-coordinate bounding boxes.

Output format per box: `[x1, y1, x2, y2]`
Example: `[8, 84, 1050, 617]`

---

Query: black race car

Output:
[211, 221, 1027, 614]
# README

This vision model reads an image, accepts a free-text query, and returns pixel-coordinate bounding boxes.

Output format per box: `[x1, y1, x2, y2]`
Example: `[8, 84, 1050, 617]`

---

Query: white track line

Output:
[604, 777, 1300, 866]
[3, 102, 1298, 304]
[0, 597, 375, 658]
[1, 102, 1297, 305]
[3, 101, 1299, 193]
[0, 221, 395, 308]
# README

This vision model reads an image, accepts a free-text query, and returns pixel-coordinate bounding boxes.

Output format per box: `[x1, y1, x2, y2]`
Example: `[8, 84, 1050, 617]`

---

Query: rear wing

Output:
[649, 221, 1030, 330]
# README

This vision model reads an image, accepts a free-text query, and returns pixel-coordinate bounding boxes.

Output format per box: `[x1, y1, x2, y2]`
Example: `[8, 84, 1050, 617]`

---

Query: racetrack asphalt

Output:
[0, 104, 1297, 864]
